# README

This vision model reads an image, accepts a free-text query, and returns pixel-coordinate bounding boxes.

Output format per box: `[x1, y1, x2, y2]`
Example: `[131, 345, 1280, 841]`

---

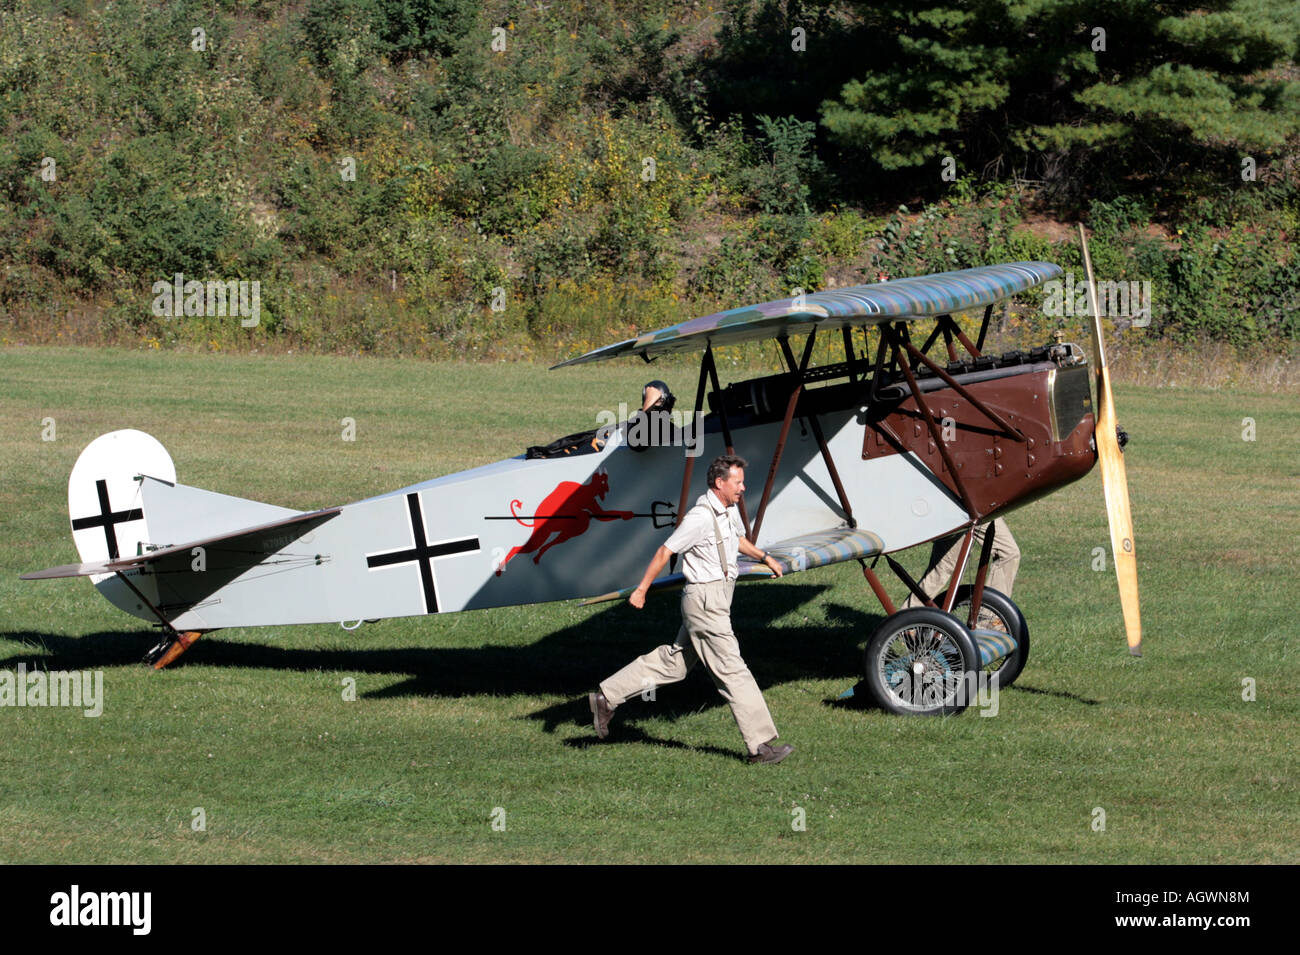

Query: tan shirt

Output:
[663, 491, 743, 583]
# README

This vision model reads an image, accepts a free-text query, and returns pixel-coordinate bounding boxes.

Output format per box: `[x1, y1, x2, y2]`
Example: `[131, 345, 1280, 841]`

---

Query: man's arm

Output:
[629, 545, 674, 609]
[738, 537, 783, 578]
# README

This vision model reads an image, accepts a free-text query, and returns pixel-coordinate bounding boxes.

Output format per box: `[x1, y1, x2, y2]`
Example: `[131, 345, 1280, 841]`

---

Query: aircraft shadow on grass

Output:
[0, 582, 1095, 753]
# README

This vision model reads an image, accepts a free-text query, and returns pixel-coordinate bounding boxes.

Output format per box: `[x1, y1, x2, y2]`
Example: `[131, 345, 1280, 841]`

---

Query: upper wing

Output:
[579, 526, 884, 604]
[552, 262, 1062, 368]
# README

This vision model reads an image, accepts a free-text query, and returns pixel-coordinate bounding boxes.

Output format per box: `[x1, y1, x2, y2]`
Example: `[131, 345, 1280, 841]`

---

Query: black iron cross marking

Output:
[365, 492, 480, 613]
[71, 479, 144, 560]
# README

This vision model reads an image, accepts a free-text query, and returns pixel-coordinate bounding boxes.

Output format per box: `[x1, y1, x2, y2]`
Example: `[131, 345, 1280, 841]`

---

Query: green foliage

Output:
[298, 0, 478, 144]
[27, 142, 255, 291]
[520, 221, 596, 298]
[446, 145, 554, 235]
[812, 210, 873, 261]
[301, 0, 475, 69]
[755, 213, 822, 290]
[301, 0, 383, 75]
[373, 0, 478, 60]
[273, 157, 402, 263]
[741, 114, 823, 215]
[94, 0, 230, 137]
[819, 0, 1300, 192]
[690, 233, 771, 303]
[1082, 196, 1151, 284]
[1076, 62, 1300, 150]
[704, 0, 878, 137]
[0, 0, 1296, 359]
[824, 22, 1011, 170]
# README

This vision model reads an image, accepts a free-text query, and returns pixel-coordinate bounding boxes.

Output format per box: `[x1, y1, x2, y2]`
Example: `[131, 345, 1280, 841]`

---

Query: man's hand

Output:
[740, 538, 783, 577]
[628, 546, 673, 609]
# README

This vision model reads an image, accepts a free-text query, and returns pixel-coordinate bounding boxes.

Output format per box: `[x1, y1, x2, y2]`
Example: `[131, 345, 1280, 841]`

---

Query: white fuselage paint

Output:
[96, 407, 969, 629]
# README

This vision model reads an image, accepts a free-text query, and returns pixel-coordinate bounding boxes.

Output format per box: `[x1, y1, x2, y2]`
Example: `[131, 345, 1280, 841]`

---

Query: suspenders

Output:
[708, 505, 733, 581]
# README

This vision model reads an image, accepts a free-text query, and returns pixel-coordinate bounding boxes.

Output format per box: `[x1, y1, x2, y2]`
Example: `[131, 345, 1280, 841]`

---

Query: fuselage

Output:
[101, 352, 1097, 630]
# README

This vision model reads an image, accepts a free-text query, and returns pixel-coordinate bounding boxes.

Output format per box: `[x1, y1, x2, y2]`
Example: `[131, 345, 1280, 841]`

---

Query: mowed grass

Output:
[1, 345, 1296, 864]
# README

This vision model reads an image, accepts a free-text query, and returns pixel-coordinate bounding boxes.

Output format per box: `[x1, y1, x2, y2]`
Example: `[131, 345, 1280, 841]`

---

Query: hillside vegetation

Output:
[2, 0, 1297, 364]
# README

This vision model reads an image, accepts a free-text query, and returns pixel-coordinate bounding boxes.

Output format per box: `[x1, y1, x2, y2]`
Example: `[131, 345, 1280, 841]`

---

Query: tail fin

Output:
[45, 429, 303, 626]
[138, 477, 298, 548]
[67, 430, 297, 567]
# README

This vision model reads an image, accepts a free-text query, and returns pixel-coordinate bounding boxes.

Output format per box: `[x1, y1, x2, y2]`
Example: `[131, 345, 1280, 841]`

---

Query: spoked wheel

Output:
[863, 608, 979, 716]
[941, 585, 1030, 689]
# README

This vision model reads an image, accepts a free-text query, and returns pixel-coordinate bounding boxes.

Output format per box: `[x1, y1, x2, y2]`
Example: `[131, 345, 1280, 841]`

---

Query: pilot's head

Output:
[641, 380, 675, 414]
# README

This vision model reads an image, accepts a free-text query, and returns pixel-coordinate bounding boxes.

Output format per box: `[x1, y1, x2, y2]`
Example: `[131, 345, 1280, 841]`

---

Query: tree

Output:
[818, 0, 1300, 189]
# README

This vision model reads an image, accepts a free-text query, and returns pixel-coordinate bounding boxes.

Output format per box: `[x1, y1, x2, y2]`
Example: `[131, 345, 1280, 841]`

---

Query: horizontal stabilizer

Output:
[20, 562, 117, 581]
[22, 506, 341, 581]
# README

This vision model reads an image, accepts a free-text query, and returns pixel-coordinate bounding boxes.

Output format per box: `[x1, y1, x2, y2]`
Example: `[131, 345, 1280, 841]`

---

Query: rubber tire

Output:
[863, 608, 980, 716]
[940, 586, 1030, 689]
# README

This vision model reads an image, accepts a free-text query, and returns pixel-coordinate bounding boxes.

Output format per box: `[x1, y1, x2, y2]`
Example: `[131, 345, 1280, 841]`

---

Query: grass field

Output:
[1, 346, 1296, 863]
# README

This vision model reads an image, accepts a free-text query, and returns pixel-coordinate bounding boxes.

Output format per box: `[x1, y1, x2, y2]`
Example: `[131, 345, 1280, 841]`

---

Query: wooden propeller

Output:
[1078, 224, 1143, 655]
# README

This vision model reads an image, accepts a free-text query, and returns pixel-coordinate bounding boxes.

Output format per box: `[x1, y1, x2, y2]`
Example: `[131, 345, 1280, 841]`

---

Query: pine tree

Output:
[816, 0, 1300, 181]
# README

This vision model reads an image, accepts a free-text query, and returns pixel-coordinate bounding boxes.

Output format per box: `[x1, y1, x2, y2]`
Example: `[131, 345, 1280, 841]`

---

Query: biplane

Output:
[22, 244, 1140, 716]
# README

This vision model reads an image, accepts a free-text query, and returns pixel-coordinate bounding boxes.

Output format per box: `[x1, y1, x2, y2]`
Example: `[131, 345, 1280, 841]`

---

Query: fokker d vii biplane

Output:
[23, 250, 1140, 716]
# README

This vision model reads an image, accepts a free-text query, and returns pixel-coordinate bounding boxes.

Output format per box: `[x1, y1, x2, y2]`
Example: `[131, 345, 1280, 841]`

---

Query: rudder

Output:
[69, 430, 176, 569]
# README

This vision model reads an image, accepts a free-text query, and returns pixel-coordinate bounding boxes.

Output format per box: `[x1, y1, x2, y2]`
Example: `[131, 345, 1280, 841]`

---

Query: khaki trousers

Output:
[903, 518, 1021, 607]
[600, 579, 779, 755]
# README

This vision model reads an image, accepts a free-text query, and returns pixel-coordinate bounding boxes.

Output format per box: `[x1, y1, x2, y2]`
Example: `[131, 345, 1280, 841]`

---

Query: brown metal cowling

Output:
[862, 364, 1097, 520]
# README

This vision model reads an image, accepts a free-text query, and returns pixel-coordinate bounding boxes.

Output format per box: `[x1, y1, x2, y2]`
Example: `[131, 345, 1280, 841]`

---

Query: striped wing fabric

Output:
[974, 630, 1019, 667]
[739, 526, 885, 577]
[553, 262, 1062, 368]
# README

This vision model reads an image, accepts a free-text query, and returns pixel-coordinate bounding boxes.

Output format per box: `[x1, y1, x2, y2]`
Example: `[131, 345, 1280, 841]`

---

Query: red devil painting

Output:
[495, 471, 633, 575]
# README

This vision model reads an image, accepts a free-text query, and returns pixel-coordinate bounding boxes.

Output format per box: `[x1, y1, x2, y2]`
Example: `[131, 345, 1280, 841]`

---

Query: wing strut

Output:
[941, 525, 976, 612]
[898, 331, 1025, 442]
[674, 345, 713, 528]
[881, 322, 978, 516]
[863, 520, 997, 625]
[859, 559, 897, 615]
[675, 344, 753, 536]
[749, 356, 803, 543]
[777, 330, 856, 530]
[964, 523, 998, 627]
[976, 303, 993, 353]
[703, 345, 752, 537]
[750, 328, 859, 542]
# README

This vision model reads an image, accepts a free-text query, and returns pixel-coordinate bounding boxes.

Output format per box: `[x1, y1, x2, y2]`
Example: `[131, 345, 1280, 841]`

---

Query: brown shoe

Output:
[589, 691, 615, 739]
[748, 740, 794, 765]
